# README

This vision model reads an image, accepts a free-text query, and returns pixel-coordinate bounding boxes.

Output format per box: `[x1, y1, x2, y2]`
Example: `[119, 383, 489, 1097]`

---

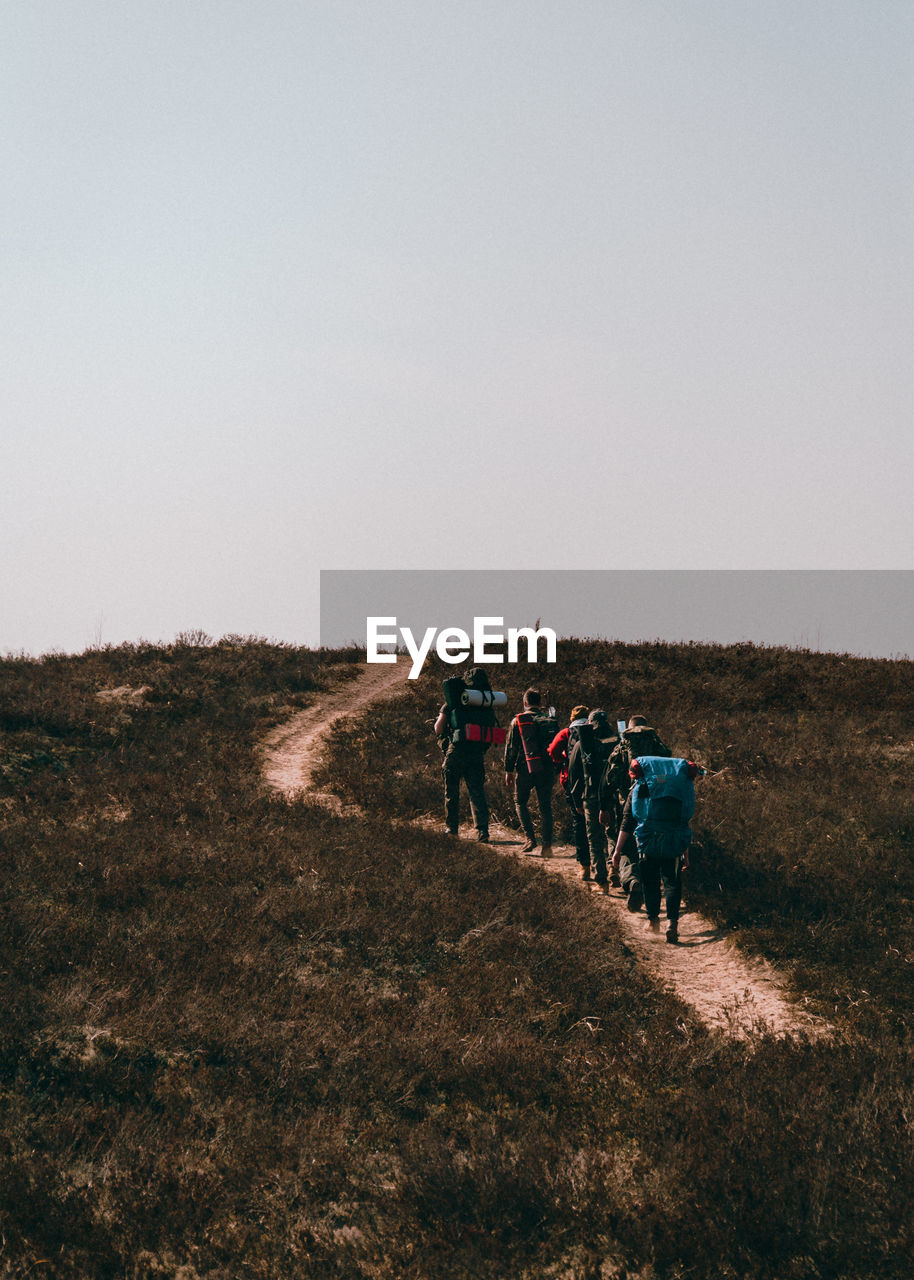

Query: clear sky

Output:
[3, 3, 912, 656]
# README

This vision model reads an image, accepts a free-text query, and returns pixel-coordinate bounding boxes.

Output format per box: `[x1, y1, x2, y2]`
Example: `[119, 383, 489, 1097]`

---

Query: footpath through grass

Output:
[322, 639, 914, 1035]
[1, 638, 912, 1279]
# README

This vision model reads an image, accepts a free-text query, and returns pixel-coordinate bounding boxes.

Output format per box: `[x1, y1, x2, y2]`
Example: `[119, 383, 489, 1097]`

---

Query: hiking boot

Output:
[521, 838, 538, 854]
[444, 826, 458, 836]
[476, 831, 490, 843]
[645, 917, 661, 935]
[666, 921, 679, 944]
[626, 880, 643, 913]
[597, 879, 609, 896]
[540, 845, 553, 859]
[581, 865, 591, 882]
[609, 870, 621, 888]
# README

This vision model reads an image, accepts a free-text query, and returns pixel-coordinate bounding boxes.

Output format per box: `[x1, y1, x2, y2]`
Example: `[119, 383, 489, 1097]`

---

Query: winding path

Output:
[262, 660, 829, 1040]
[261, 661, 405, 805]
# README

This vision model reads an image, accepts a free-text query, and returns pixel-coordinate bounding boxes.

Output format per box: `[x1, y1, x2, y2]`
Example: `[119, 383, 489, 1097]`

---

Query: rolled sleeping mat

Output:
[461, 688, 507, 707]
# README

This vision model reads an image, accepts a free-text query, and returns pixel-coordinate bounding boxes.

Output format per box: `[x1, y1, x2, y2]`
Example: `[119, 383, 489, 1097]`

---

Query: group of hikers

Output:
[434, 668, 703, 945]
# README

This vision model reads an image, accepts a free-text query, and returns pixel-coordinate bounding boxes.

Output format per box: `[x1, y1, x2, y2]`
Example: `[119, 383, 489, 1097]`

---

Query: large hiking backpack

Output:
[514, 707, 559, 774]
[568, 720, 617, 802]
[442, 671, 507, 748]
[609, 726, 671, 799]
[563, 716, 589, 767]
[630, 757, 694, 860]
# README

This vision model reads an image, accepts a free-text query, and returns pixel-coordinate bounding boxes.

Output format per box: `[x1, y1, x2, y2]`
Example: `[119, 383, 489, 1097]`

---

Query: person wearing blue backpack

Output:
[611, 756, 704, 943]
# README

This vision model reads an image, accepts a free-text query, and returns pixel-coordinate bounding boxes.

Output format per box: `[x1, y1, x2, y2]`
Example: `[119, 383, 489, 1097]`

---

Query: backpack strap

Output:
[515, 711, 546, 774]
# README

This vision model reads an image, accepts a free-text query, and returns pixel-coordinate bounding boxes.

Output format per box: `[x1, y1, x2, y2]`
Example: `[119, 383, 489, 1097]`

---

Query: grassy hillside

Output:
[321, 639, 914, 1034]
[1, 638, 911, 1279]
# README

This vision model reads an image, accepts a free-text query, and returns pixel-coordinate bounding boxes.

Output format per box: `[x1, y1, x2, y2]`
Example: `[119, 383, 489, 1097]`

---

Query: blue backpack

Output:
[630, 757, 695, 860]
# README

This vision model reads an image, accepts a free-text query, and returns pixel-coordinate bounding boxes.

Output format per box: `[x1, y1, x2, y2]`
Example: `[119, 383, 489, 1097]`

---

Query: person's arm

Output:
[598, 749, 614, 820]
[504, 719, 518, 787]
[434, 707, 447, 736]
[568, 747, 584, 812]
[611, 791, 636, 867]
[611, 829, 629, 869]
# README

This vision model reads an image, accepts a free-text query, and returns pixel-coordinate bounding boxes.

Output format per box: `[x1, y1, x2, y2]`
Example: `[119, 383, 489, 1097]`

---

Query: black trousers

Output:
[565, 788, 588, 866]
[583, 799, 608, 883]
[515, 767, 554, 845]
[443, 747, 489, 834]
[639, 855, 683, 922]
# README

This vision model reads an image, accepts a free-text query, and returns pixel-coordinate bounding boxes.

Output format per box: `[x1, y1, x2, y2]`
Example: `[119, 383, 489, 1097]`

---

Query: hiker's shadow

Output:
[676, 924, 730, 949]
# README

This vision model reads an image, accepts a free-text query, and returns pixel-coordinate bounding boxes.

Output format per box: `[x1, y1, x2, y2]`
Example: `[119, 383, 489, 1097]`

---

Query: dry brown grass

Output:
[1, 637, 912, 1278]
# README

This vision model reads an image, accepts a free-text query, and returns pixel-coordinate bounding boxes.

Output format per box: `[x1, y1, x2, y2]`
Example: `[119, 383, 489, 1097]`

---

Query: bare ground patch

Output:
[95, 684, 152, 704]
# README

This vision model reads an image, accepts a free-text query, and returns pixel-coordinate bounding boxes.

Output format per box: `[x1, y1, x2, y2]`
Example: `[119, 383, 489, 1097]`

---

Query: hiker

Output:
[434, 667, 501, 842]
[568, 709, 619, 892]
[547, 705, 590, 874]
[606, 715, 672, 801]
[602, 715, 671, 905]
[505, 688, 558, 857]
[611, 757, 703, 943]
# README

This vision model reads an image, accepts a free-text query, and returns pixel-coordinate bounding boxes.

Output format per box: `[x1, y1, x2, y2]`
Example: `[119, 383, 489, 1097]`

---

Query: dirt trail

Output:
[263, 661, 829, 1040]
[261, 660, 405, 806]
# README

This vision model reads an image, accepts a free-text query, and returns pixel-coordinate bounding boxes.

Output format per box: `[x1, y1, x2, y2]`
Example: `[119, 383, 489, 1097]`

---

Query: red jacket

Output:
[548, 726, 572, 788]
